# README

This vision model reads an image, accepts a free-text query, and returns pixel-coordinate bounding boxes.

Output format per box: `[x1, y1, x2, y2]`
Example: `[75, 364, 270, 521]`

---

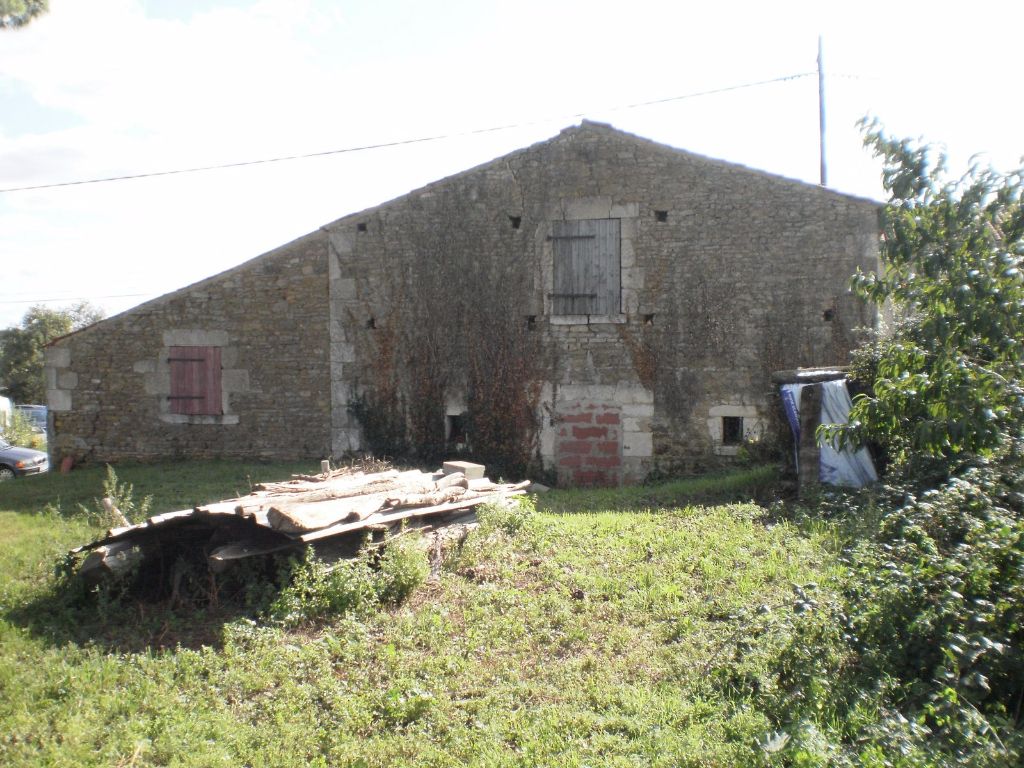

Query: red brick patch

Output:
[596, 441, 619, 455]
[574, 469, 616, 486]
[572, 426, 608, 440]
[560, 412, 593, 424]
[586, 455, 622, 469]
[558, 440, 592, 455]
[558, 455, 582, 468]
[595, 412, 620, 425]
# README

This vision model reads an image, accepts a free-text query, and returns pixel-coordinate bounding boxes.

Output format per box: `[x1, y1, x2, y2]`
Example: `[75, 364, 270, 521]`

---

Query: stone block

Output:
[623, 432, 653, 457]
[57, 371, 79, 389]
[561, 196, 611, 219]
[334, 278, 357, 301]
[443, 460, 485, 480]
[610, 202, 640, 218]
[132, 360, 156, 374]
[221, 369, 250, 392]
[45, 347, 70, 368]
[47, 389, 72, 412]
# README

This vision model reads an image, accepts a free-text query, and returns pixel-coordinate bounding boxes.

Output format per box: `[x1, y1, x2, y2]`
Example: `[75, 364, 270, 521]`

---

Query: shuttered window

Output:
[551, 218, 621, 315]
[168, 346, 222, 415]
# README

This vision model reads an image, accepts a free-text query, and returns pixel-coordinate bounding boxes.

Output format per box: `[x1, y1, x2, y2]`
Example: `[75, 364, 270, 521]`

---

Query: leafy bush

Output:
[268, 533, 428, 626]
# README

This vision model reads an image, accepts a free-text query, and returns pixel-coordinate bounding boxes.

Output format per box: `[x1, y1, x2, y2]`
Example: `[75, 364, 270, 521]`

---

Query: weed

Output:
[77, 465, 152, 526]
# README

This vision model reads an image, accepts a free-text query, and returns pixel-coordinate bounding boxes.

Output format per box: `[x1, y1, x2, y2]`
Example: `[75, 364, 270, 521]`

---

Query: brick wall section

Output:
[555, 404, 623, 487]
[46, 231, 332, 464]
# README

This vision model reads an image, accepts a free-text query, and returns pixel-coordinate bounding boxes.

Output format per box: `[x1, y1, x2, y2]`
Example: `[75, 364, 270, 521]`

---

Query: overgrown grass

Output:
[0, 458, 319, 515]
[0, 461, 864, 766]
[538, 464, 780, 514]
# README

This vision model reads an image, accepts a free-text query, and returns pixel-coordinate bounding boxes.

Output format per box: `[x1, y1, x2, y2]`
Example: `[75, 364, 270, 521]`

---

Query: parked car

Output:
[14, 404, 47, 434]
[0, 437, 49, 481]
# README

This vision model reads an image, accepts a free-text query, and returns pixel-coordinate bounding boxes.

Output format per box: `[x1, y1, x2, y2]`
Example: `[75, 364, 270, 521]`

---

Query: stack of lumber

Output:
[72, 462, 527, 584]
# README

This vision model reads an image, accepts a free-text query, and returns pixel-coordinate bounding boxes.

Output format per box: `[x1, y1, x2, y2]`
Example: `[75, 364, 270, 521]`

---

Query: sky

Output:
[1, 0, 1022, 328]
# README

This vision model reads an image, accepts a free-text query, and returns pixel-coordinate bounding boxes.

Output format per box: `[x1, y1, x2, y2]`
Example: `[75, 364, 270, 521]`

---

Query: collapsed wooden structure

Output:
[71, 462, 528, 586]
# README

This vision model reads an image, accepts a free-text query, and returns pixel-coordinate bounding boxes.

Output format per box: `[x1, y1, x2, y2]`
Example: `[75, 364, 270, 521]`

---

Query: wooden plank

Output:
[299, 489, 527, 543]
[552, 219, 620, 314]
[267, 493, 389, 533]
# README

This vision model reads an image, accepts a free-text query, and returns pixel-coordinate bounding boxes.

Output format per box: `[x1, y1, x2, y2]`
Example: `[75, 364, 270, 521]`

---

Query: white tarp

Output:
[781, 380, 878, 488]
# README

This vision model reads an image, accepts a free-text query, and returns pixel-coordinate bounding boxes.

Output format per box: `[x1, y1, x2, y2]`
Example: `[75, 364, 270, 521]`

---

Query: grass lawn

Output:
[0, 461, 837, 767]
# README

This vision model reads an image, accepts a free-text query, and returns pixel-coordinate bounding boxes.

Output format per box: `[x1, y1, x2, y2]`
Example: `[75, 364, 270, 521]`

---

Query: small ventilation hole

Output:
[654, 210, 669, 222]
[823, 309, 835, 322]
[366, 317, 376, 329]
[356, 222, 368, 233]
[643, 313, 655, 325]
[509, 215, 522, 229]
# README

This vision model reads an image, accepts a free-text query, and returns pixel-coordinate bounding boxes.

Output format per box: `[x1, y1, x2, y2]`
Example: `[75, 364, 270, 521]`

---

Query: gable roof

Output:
[52, 120, 880, 345]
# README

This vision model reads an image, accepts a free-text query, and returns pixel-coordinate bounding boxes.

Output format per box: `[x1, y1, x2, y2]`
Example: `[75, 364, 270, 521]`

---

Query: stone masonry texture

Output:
[47, 122, 879, 482]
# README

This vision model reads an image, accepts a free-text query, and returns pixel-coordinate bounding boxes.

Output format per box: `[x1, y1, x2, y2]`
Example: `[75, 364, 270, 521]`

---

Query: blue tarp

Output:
[781, 380, 877, 488]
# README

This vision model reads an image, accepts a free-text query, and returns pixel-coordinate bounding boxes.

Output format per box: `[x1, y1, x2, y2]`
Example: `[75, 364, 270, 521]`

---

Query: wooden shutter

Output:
[168, 346, 222, 415]
[551, 218, 620, 315]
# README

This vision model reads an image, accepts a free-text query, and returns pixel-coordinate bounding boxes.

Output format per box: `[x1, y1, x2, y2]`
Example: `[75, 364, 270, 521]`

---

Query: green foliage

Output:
[0, 410, 42, 450]
[0, 303, 104, 403]
[830, 120, 1024, 468]
[268, 533, 428, 626]
[78, 465, 152, 526]
[0, 0, 47, 29]
[375, 530, 430, 605]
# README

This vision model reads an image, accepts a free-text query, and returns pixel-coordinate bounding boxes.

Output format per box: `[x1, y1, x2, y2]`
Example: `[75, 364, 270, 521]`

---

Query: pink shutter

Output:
[202, 346, 222, 415]
[169, 347, 222, 415]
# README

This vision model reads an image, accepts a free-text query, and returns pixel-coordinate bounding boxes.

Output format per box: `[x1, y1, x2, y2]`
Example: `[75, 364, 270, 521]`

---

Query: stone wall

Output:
[46, 231, 332, 464]
[46, 121, 878, 484]
[325, 121, 879, 482]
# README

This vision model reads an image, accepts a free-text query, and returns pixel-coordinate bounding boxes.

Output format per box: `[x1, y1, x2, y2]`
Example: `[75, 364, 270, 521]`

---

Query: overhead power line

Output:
[0, 72, 814, 194]
[0, 292, 153, 305]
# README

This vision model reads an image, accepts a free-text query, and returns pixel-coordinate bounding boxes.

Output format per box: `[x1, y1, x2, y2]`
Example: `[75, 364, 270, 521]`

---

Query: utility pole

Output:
[817, 34, 827, 187]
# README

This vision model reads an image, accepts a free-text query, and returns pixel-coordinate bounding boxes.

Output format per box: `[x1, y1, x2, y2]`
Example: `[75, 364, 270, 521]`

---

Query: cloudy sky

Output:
[1, 0, 1021, 328]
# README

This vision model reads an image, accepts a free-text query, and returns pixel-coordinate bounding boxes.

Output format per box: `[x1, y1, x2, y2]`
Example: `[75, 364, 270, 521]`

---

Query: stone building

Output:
[46, 121, 879, 485]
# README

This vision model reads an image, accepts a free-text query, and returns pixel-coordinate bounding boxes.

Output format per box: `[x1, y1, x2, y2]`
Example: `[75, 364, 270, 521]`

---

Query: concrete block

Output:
[133, 360, 156, 374]
[443, 460, 485, 480]
[57, 371, 79, 389]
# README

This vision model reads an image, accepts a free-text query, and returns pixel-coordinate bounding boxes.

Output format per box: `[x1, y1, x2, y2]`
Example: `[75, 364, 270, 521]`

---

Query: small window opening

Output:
[526, 315, 537, 329]
[643, 313, 655, 325]
[366, 317, 376, 329]
[654, 210, 669, 222]
[356, 222, 368, 233]
[446, 414, 468, 451]
[822, 308, 835, 322]
[509, 215, 522, 230]
[722, 416, 744, 446]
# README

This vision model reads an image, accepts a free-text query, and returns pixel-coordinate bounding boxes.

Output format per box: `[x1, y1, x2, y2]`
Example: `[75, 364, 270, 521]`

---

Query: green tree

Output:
[0, 303, 104, 403]
[0, 0, 48, 29]
[837, 119, 1024, 470]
